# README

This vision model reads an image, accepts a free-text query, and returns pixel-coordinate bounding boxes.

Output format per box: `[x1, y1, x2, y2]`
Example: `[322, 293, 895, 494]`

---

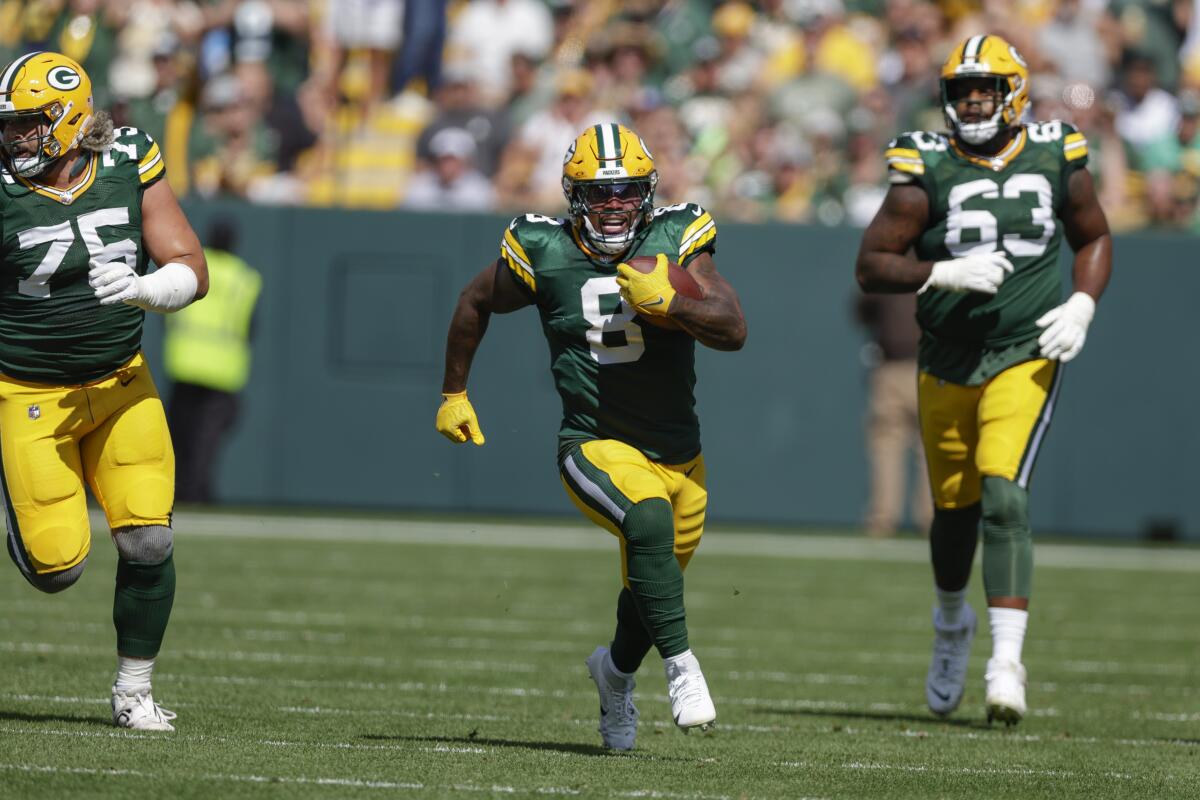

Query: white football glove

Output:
[920, 252, 1014, 295]
[89, 260, 141, 305]
[89, 260, 198, 312]
[1036, 291, 1095, 362]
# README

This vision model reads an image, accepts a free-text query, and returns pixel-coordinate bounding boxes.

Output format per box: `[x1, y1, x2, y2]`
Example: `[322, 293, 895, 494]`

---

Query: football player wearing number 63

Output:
[0, 53, 208, 730]
[436, 123, 746, 750]
[856, 35, 1112, 727]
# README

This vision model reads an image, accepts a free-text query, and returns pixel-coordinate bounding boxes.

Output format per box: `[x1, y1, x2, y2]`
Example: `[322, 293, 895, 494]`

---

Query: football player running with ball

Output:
[856, 36, 1112, 725]
[0, 53, 207, 730]
[436, 123, 746, 749]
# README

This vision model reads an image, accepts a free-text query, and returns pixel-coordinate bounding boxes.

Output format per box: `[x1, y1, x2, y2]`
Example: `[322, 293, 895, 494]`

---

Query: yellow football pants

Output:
[559, 439, 707, 586]
[0, 353, 174, 579]
[919, 358, 1062, 509]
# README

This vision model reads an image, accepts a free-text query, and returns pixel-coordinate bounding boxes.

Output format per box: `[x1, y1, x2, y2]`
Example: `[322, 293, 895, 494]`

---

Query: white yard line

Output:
[156, 511, 1200, 574]
[0, 762, 742, 799]
[3, 638, 1192, 683]
[778, 760, 1141, 781]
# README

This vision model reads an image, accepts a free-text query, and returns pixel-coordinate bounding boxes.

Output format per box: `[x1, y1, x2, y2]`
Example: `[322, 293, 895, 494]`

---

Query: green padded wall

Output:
[147, 202, 1197, 539]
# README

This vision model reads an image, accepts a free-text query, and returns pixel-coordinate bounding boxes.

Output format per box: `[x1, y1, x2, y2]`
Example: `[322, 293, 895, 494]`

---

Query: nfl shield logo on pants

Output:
[28, 405, 40, 420]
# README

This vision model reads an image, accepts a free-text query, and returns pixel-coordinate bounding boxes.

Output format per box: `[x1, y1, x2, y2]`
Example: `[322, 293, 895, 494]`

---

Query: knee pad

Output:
[620, 499, 674, 553]
[28, 558, 86, 594]
[981, 476, 1029, 543]
[113, 525, 173, 564]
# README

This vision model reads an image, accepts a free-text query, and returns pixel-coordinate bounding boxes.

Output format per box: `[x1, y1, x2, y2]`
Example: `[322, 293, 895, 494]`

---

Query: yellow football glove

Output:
[616, 252, 676, 317]
[435, 391, 485, 445]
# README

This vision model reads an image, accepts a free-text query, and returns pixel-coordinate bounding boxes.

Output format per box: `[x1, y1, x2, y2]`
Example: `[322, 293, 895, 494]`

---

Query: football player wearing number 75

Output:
[856, 35, 1111, 726]
[436, 123, 745, 750]
[0, 52, 207, 730]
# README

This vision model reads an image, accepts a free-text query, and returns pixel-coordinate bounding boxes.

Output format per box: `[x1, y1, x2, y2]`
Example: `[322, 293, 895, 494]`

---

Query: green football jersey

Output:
[885, 121, 1090, 384]
[0, 126, 166, 384]
[499, 203, 718, 463]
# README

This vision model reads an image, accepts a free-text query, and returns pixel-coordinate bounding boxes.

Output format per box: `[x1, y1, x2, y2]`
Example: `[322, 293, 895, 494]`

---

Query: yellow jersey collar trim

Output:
[951, 128, 1026, 172]
[18, 152, 98, 205]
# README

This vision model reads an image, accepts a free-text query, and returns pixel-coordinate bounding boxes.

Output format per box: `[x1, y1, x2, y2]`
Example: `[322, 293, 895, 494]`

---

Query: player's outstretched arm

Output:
[1036, 168, 1113, 362]
[670, 253, 747, 352]
[437, 259, 532, 445]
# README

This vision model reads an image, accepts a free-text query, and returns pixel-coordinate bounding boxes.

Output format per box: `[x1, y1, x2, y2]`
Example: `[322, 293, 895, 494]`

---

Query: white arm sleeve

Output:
[131, 262, 199, 313]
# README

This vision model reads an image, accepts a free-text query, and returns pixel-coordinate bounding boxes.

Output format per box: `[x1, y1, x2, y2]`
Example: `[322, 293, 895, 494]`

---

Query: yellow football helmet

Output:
[0, 51, 94, 177]
[562, 123, 658, 255]
[940, 35, 1029, 146]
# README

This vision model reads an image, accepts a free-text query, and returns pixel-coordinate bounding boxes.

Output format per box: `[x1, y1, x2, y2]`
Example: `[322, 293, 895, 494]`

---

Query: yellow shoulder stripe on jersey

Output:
[500, 229, 536, 292]
[885, 147, 925, 175]
[18, 152, 97, 204]
[680, 211, 713, 245]
[679, 212, 716, 261]
[138, 142, 165, 184]
[1063, 132, 1088, 162]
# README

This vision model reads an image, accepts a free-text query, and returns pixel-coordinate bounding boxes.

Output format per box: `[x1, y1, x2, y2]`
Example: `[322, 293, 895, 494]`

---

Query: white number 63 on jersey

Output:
[945, 174, 1054, 259]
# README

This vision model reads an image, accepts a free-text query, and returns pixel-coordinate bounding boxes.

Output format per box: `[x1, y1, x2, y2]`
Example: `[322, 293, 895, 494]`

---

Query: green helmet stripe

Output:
[593, 124, 606, 160]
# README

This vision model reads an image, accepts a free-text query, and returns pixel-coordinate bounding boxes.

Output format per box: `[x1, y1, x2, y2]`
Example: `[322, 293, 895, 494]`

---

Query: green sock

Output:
[113, 554, 176, 658]
[981, 476, 1033, 598]
[929, 503, 981, 591]
[610, 587, 653, 673]
[621, 499, 689, 659]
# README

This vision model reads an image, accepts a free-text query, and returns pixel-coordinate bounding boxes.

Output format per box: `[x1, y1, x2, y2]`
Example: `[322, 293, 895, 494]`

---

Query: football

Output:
[623, 255, 703, 330]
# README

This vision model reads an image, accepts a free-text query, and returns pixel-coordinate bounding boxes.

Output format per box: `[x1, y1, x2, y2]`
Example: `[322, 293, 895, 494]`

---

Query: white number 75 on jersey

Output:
[16, 206, 137, 298]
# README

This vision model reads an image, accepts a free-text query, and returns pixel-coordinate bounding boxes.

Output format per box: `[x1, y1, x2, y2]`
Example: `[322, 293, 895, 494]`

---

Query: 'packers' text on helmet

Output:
[562, 123, 658, 256]
[0, 51, 94, 177]
[940, 35, 1030, 146]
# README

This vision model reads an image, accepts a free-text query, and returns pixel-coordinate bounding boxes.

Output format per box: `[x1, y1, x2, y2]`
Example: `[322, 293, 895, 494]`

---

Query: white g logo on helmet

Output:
[46, 66, 81, 91]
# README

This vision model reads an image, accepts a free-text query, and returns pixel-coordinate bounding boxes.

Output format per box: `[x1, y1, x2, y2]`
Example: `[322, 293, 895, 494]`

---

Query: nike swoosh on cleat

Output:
[930, 687, 951, 702]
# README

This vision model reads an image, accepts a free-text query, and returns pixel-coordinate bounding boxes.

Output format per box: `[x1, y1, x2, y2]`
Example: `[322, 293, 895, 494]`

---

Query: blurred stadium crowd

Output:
[6, 0, 1200, 230]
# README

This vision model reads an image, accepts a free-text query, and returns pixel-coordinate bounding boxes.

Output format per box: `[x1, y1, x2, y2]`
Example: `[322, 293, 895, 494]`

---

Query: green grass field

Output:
[1, 510, 1197, 799]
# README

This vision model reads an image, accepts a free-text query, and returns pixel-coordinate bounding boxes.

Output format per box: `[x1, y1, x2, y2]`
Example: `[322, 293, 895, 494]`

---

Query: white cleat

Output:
[664, 649, 716, 733]
[985, 658, 1027, 726]
[926, 603, 977, 717]
[111, 688, 177, 731]
[585, 646, 638, 751]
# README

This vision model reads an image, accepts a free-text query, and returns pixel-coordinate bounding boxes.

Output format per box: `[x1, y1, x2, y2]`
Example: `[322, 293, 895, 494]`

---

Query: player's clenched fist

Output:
[920, 252, 1014, 295]
[89, 259, 143, 305]
[436, 391, 485, 445]
[1036, 291, 1095, 362]
[616, 252, 676, 316]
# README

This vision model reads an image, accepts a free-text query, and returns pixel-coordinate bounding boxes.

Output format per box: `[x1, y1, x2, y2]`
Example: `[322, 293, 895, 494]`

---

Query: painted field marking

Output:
[153, 510, 1200, 574]
[0, 762, 744, 799]
[2, 636, 1193, 683]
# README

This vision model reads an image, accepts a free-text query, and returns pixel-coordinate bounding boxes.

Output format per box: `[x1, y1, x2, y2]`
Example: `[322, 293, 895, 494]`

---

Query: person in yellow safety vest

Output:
[164, 218, 262, 503]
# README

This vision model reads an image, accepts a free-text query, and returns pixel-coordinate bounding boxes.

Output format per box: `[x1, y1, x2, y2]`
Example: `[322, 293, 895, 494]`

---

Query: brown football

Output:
[624, 255, 703, 331]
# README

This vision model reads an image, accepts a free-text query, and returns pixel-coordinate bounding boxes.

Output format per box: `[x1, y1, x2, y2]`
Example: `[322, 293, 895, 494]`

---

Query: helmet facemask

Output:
[941, 74, 1019, 146]
[565, 173, 658, 256]
[0, 100, 77, 177]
